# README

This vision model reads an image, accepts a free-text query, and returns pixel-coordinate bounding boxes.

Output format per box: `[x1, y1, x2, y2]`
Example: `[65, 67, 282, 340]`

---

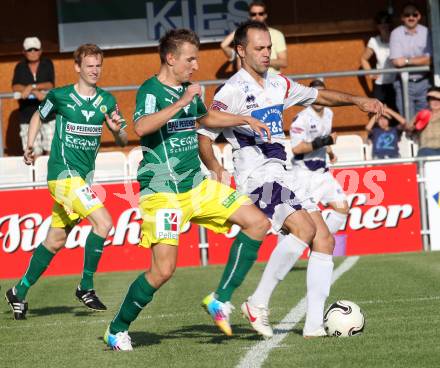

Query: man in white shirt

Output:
[198, 20, 382, 338]
[289, 79, 349, 240]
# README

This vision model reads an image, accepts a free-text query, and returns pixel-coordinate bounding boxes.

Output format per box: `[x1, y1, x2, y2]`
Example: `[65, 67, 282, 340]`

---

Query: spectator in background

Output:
[366, 106, 407, 159]
[389, 2, 432, 119]
[361, 11, 396, 109]
[12, 37, 55, 156]
[220, 1, 287, 74]
[408, 87, 440, 157]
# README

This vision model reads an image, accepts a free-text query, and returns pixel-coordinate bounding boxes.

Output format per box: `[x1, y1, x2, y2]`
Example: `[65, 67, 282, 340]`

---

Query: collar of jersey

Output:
[71, 84, 99, 104]
[238, 68, 269, 89]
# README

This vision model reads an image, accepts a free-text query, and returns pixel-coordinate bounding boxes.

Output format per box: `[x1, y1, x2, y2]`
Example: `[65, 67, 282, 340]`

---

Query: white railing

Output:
[0, 66, 430, 157]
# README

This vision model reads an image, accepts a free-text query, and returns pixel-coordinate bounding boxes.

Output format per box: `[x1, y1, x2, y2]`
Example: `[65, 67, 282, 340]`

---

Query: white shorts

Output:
[20, 120, 55, 155]
[291, 166, 347, 206]
[240, 162, 319, 231]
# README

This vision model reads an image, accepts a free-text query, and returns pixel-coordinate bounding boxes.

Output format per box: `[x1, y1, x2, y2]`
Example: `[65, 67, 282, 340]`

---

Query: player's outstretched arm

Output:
[315, 89, 384, 119]
[23, 111, 42, 165]
[134, 84, 201, 137]
[200, 110, 271, 141]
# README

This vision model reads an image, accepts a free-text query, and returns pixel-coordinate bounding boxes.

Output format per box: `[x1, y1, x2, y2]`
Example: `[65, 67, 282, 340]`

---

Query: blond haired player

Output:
[6, 44, 127, 319]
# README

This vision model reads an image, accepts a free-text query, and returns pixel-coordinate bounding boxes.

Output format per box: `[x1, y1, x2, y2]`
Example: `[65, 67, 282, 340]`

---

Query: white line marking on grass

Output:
[236, 256, 360, 368]
[356, 295, 440, 305]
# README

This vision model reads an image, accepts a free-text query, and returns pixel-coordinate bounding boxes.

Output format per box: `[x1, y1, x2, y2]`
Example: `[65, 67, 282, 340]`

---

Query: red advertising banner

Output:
[0, 182, 200, 279]
[0, 164, 422, 279]
[207, 163, 423, 259]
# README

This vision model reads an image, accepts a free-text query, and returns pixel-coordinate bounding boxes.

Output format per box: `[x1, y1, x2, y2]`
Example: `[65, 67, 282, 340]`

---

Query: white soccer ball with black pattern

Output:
[324, 300, 365, 337]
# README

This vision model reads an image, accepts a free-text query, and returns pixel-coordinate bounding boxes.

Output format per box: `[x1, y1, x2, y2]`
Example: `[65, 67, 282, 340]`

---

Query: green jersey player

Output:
[6, 44, 128, 319]
[104, 29, 272, 351]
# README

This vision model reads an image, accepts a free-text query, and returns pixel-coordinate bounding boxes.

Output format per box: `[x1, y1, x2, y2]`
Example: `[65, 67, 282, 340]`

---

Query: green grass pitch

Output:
[1, 251, 440, 368]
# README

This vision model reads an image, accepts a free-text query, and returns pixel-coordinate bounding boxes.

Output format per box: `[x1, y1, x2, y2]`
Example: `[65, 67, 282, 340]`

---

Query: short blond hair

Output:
[73, 44, 103, 66]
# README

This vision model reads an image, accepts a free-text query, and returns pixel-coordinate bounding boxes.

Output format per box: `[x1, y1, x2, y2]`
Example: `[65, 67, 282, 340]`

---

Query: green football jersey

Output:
[133, 76, 207, 194]
[38, 84, 126, 181]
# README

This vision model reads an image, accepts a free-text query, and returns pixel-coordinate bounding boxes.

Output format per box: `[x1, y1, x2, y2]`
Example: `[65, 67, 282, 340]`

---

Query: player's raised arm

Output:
[105, 111, 128, 147]
[134, 84, 201, 137]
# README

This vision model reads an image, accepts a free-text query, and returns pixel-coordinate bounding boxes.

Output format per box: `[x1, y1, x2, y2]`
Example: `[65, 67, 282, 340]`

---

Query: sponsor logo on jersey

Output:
[65, 135, 99, 150]
[211, 100, 228, 111]
[167, 118, 196, 133]
[168, 135, 198, 154]
[81, 110, 96, 122]
[40, 99, 53, 119]
[251, 104, 285, 138]
[69, 93, 82, 106]
[65, 122, 102, 136]
[245, 94, 259, 109]
[222, 191, 239, 208]
[92, 95, 103, 108]
[156, 209, 181, 240]
[165, 97, 174, 105]
[67, 103, 76, 111]
[100, 105, 107, 113]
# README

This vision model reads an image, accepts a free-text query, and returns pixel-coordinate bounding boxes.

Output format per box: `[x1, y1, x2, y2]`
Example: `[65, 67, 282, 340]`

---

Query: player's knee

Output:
[251, 215, 271, 237]
[313, 232, 335, 254]
[287, 219, 315, 244]
[300, 223, 316, 245]
[157, 264, 176, 283]
[93, 219, 113, 237]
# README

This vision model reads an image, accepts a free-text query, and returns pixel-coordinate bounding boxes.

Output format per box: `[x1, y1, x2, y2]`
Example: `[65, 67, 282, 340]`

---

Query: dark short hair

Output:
[427, 86, 440, 100]
[374, 11, 392, 25]
[402, 2, 420, 15]
[309, 79, 326, 88]
[249, 1, 266, 12]
[158, 28, 200, 64]
[73, 44, 103, 66]
[233, 20, 269, 52]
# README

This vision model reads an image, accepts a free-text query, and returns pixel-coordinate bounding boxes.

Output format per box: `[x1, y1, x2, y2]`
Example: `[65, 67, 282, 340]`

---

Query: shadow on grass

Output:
[99, 323, 265, 348]
[28, 305, 97, 317]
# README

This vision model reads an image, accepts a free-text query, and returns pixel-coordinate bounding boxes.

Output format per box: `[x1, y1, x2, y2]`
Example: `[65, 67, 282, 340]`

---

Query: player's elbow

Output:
[134, 121, 148, 137]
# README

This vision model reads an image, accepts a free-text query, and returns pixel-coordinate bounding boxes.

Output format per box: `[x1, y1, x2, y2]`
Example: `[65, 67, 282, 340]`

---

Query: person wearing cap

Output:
[12, 36, 55, 156]
[408, 87, 440, 157]
[389, 2, 432, 119]
[366, 105, 408, 159]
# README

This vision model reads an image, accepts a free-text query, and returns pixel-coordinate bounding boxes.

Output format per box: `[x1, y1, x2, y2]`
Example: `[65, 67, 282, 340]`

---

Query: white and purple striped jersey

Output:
[198, 69, 319, 230]
[290, 106, 333, 173]
[199, 68, 317, 187]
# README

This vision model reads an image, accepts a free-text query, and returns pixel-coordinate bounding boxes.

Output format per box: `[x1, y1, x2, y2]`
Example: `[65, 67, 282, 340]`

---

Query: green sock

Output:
[215, 231, 262, 302]
[15, 243, 55, 301]
[110, 273, 157, 334]
[79, 231, 105, 291]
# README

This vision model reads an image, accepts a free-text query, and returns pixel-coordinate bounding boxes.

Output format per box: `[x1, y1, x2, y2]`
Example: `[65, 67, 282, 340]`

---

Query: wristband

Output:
[311, 135, 334, 150]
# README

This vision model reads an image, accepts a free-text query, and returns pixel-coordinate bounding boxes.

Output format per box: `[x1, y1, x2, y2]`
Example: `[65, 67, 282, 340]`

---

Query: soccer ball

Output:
[324, 300, 365, 337]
